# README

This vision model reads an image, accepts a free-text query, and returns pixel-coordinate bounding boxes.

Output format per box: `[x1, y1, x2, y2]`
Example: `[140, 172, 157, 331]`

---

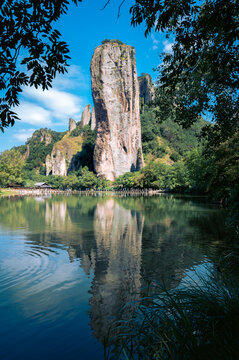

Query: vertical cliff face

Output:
[91, 41, 144, 181]
[138, 73, 155, 105]
[91, 106, 96, 130]
[81, 104, 91, 127]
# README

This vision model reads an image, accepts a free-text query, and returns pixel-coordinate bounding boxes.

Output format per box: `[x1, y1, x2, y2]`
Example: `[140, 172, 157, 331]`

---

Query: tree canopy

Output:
[130, 0, 239, 142]
[0, 0, 81, 131]
[0, 148, 25, 186]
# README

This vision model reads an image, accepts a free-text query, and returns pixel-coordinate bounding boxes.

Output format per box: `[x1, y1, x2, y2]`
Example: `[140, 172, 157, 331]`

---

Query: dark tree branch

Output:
[102, 0, 126, 17]
[0, 0, 82, 131]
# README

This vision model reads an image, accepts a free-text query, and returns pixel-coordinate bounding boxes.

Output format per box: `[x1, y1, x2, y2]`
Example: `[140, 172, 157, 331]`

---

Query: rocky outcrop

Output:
[91, 106, 96, 130]
[32, 129, 52, 146]
[45, 155, 52, 175]
[91, 40, 144, 181]
[69, 118, 76, 133]
[46, 133, 83, 176]
[138, 73, 155, 104]
[81, 104, 91, 127]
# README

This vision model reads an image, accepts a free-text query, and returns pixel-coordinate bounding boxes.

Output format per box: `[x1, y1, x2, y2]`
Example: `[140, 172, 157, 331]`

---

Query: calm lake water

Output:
[0, 194, 227, 359]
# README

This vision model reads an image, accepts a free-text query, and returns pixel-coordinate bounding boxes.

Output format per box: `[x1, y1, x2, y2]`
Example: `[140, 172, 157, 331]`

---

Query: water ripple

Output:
[0, 239, 60, 298]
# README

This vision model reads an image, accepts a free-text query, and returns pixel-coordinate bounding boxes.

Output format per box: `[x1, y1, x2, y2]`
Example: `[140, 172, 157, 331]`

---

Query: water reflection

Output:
[0, 195, 226, 359]
[90, 200, 144, 340]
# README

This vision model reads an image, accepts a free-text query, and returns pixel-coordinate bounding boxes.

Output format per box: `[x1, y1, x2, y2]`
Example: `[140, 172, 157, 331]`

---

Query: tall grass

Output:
[104, 274, 239, 360]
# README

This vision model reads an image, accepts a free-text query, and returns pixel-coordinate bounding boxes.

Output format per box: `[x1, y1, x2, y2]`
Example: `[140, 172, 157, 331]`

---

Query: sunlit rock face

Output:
[91, 41, 144, 181]
[45, 133, 83, 176]
[81, 104, 91, 127]
[46, 148, 67, 176]
[69, 118, 76, 133]
[90, 106, 96, 130]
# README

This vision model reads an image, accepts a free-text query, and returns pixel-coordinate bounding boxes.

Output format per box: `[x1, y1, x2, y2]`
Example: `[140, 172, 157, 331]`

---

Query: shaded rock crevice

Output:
[138, 73, 155, 105]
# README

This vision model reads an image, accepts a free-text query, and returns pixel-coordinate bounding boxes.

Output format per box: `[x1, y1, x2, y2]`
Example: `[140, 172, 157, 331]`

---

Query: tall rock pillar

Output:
[91, 41, 144, 181]
[81, 104, 91, 127]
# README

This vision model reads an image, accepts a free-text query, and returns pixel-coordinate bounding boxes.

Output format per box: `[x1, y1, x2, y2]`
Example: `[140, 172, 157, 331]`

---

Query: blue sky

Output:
[0, 0, 173, 152]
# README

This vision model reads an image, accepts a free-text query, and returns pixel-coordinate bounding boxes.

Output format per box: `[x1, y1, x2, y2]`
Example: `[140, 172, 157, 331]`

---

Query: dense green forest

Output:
[141, 104, 206, 160]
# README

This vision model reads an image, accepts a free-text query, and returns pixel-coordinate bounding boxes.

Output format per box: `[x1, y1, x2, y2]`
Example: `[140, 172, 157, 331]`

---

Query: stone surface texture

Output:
[91, 41, 144, 181]
[91, 106, 96, 130]
[69, 118, 77, 133]
[81, 104, 91, 127]
[46, 133, 83, 176]
[138, 73, 155, 104]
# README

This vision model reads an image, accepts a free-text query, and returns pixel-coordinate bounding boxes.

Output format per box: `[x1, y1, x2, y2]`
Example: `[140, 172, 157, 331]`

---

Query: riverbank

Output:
[0, 187, 168, 197]
[0, 188, 20, 196]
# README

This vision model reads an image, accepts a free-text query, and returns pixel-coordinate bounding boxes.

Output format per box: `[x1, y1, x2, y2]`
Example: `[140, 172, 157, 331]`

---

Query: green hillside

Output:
[24, 129, 66, 173]
[141, 104, 206, 163]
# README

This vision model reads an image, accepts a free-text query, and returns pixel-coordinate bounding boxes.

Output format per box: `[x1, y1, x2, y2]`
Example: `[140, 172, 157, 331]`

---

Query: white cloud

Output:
[151, 34, 160, 51]
[14, 64, 88, 128]
[23, 87, 83, 122]
[53, 65, 89, 91]
[17, 102, 52, 126]
[163, 40, 174, 53]
[151, 34, 159, 45]
[13, 128, 36, 142]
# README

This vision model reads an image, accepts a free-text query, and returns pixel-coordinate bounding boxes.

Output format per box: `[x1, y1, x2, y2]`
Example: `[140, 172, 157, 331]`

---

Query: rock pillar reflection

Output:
[45, 201, 72, 230]
[89, 199, 144, 341]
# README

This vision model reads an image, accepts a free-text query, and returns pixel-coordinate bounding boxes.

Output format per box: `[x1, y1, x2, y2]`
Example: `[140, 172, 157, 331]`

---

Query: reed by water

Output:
[104, 259, 239, 360]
